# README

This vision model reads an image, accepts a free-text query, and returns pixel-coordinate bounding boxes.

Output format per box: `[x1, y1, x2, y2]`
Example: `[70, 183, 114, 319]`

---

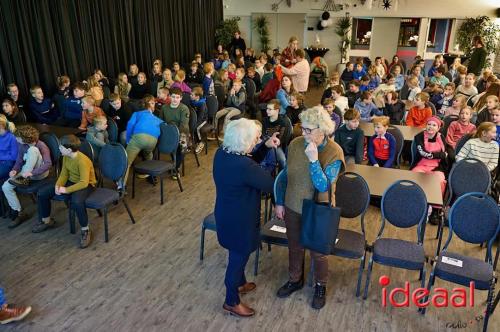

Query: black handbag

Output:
[300, 185, 341, 255]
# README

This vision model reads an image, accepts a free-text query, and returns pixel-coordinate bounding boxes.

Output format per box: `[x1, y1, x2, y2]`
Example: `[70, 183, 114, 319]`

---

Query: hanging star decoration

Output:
[382, 0, 391, 10]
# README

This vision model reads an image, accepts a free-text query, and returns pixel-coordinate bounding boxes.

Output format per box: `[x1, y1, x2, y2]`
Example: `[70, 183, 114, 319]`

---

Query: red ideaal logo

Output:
[379, 276, 475, 308]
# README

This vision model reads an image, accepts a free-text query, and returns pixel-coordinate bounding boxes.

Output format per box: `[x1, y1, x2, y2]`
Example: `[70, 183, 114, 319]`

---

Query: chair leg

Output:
[182, 159, 185, 177]
[160, 177, 164, 205]
[132, 168, 136, 199]
[419, 271, 435, 314]
[420, 266, 426, 289]
[363, 257, 374, 300]
[176, 170, 183, 192]
[435, 217, 441, 239]
[122, 199, 135, 224]
[483, 279, 495, 331]
[356, 255, 366, 297]
[204, 138, 208, 155]
[435, 221, 444, 257]
[193, 149, 200, 167]
[200, 226, 206, 261]
[494, 244, 499, 270]
[103, 207, 109, 242]
[254, 245, 260, 276]
[308, 259, 314, 287]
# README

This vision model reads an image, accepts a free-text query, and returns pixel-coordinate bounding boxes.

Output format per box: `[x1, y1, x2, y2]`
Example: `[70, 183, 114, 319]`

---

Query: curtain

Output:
[0, 0, 223, 96]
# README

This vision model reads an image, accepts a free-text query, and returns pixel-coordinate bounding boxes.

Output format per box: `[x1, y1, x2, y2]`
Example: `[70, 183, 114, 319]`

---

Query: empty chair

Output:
[363, 180, 428, 299]
[132, 123, 183, 205]
[420, 192, 499, 332]
[83, 143, 136, 242]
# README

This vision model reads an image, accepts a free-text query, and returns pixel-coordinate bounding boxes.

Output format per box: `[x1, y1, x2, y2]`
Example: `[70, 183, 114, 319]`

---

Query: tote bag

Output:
[300, 186, 341, 255]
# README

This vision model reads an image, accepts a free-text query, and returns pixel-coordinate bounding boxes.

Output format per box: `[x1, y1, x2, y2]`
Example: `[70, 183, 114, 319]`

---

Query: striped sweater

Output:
[456, 138, 499, 171]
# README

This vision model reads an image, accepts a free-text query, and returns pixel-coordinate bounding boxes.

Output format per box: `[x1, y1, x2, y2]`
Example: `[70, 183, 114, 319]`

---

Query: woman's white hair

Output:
[223, 118, 259, 154]
[299, 106, 335, 136]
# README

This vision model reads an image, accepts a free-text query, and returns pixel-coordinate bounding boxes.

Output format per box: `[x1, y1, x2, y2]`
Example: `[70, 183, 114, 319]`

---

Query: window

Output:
[426, 19, 453, 53]
[351, 18, 373, 50]
[398, 18, 420, 47]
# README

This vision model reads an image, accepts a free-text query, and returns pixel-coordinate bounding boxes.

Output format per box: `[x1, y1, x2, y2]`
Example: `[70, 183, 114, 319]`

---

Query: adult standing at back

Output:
[467, 36, 487, 77]
[213, 118, 280, 317]
[280, 49, 310, 94]
[282, 36, 299, 68]
[229, 31, 246, 59]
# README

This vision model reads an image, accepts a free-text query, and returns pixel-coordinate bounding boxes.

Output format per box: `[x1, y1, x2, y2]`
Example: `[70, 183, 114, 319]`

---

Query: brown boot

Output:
[222, 302, 255, 317]
[0, 303, 32, 324]
[238, 282, 256, 294]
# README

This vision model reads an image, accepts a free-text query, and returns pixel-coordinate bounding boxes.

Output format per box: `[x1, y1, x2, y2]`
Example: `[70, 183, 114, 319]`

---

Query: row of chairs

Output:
[199, 161, 499, 330]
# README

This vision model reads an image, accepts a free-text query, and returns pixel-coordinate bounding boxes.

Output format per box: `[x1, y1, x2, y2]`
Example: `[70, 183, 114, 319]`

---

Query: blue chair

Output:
[387, 125, 404, 168]
[199, 213, 216, 261]
[132, 123, 183, 205]
[455, 134, 472, 155]
[106, 116, 119, 143]
[83, 143, 136, 242]
[437, 158, 491, 255]
[363, 180, 428, 299]
[40, 132, 61, 176]
[330, 172, 371, 297]
[181, 107, 200, 176]
[420, 192, 500, 332]
[78, 138, 95, 162]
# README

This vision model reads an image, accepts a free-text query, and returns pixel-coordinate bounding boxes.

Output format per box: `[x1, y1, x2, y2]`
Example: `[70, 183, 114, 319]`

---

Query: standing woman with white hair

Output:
[274, 106, 345, 310]
[213, 118, 280, 317]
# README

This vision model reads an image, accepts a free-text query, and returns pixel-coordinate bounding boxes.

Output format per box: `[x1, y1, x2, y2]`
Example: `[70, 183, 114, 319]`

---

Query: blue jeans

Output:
[224, 250, 250, 306]
[0, 287, 5, 305]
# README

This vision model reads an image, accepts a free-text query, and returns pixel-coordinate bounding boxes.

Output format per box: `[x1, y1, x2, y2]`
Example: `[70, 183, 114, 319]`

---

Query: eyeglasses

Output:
[300, 126, 319, 134]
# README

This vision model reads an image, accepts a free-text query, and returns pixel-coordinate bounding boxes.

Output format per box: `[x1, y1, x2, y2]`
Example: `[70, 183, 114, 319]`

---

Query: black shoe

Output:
[428, 209, 441, 226]
[276, 280, 303, 298]
[32, 219, 56, 233]
[311, 283, 327, 310]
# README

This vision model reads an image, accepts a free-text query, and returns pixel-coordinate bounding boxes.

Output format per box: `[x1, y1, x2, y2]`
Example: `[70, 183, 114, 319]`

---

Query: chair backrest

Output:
[214, 83, 226, 110]
[181, 92, 191, 106]
[79, 138, 95, 161]
[447, 158, 491, 203]
[206, 95, 219, 122]
[427, 101, 437, 115]
[445, 192, 500, 250]
[380, 180, 428, 240]
[454, 133, 472, 155]
[17, 109, 27, 124]
[39, 132, 61, 173]
[399, 84, 410, 101]
[158, 123, 180, 155]
[106, 116, 119, 142]
[98, 143, 128, 181]
[188, 107, 198, 138]
[281, 115, 294, 149]
[466, 95, 475, 107]
[440, 115, 458, 136]
[387, 125, 404, 168]
[410, 139, 419, 167]
[335, 172, 370, 220]
[244, 78, 256, 104]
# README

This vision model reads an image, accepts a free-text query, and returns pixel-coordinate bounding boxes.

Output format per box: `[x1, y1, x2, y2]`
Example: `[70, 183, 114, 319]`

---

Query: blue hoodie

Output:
[29, 97, 58, 124]
[354, 99, 383, 121]
[63, 96, 83, 120]
[126, 110, 164, 144]
[191, 97, 208, 124]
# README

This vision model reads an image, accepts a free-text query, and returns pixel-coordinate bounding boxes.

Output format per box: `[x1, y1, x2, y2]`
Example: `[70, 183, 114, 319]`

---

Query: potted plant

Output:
[456, 16, 500, 68]
[215, 17, 241, 50]
[254, 15, 271, 54]
[334, 16, 352, 72]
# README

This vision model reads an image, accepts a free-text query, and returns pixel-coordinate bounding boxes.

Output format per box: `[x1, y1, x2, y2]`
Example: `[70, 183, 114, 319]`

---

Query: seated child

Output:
[322, 98, 341, 130]
[2, 125, 51, 227]
[0, 115, 17, 182]
[346, 80, 362, 108]
[34, 135, 97, 249]
[352, 62, 366, 81]
[190, 87, 209, 154]
[391, 65, 405, 91]
[372, 74, 396, 108]
[202, 62, 215, 97]
[59, 82, 86, 128]
[476, 95, 499, 125]
[383, 91, 405, 125]
[286, 92, 305, 137]
[359, 75, 370, 92]
[79, 96, 105, 131]
[443, 95, 466, 117]
[432, 82, 455, 116]
[334, 108, 364, 164]
[171, 69, 192, 94]
[354, 91, 382, 122]
[85, 116, 109, 158]
[186, 61, 204, 85]
[367, 116, 396, 168]
[406, 92, 432, 128]
[456, 122, 499, 171]
[445, 107, 476, 160]
[214, 80, 246, 136]
[29, 86, 58, 124]
[340, 62, 354, 85]
[261, 99, 287, 169]
[406, 76, 422, 102]
[429, 65, 450, 87]
[155, 87, 171, 115]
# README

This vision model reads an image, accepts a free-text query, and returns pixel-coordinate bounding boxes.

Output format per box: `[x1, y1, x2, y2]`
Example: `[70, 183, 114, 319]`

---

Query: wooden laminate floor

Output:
[0, 87, 499, 332]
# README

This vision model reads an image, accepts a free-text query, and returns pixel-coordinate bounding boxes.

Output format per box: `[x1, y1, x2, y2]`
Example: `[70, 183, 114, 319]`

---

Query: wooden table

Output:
[345, 164, 443, 206]
[28, 123, 83, 138]
[359, 121, 423, 141]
